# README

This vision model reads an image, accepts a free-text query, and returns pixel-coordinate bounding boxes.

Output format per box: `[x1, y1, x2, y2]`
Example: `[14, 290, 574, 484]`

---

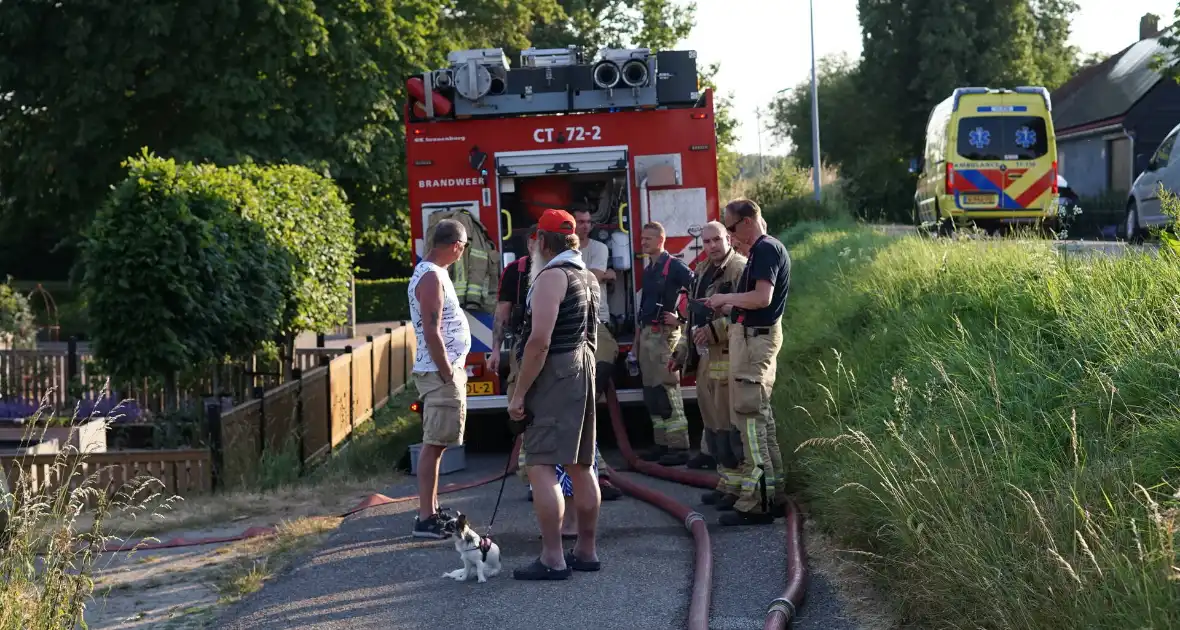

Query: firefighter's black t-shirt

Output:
[497, 256, 529, 305]
[637, 252, 693, 324]
[730, 235, 790, 327]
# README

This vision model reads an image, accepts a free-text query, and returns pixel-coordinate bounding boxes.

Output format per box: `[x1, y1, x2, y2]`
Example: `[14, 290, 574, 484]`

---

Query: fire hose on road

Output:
[600, 382, 808, 629]
[97, 384, 806, 629]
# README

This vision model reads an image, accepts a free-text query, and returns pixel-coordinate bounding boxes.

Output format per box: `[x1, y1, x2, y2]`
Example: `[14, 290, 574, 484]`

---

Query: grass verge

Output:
[777, 220, 1180, 628]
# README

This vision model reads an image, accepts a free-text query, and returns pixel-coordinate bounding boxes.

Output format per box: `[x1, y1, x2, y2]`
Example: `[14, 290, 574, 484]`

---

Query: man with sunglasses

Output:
[407, 219, 473, 538]
[701, 199, 790, 527]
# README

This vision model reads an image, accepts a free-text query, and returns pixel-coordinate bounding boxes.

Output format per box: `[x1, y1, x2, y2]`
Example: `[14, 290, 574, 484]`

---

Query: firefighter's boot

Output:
[640, 444, 668, 462]
[658, 449, 691, 467]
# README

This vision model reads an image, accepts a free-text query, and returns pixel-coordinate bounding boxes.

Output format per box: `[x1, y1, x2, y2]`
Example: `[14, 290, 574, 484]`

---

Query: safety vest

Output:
[425, 208, 499, 313]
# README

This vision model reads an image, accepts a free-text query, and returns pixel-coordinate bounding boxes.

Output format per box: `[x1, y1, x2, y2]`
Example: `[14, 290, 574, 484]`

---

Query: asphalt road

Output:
[217, 452, 865, 630]
[871, 223, 1160, 256]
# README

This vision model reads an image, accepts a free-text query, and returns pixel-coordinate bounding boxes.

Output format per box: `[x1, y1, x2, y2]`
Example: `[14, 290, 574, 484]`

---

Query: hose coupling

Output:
[767, 597, 796, 622]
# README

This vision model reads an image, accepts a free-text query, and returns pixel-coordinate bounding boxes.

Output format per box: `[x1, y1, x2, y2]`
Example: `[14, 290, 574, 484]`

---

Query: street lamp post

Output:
[808, 0, 821, 201]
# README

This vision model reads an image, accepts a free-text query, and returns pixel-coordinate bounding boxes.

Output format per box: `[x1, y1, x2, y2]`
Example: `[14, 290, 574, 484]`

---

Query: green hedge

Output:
[78, 150, 354, 384]
[356, 278, 410, 322]
[777, 221, 1180, 628]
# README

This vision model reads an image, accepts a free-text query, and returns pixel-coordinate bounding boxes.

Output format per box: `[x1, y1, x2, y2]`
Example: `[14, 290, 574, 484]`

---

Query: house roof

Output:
[1052, 36, 1173, 132]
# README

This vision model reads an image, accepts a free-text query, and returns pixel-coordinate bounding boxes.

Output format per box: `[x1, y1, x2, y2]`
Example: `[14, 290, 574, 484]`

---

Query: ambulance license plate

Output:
[962, 193, 997, 205]
[466, 381, 495, 396]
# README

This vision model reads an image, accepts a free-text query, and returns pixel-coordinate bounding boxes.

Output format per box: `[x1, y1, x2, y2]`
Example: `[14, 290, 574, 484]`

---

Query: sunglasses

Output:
[725, 217, 743, 233]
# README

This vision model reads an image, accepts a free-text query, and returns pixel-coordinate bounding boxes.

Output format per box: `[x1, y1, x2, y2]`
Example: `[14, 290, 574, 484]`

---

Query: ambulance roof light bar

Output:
[952, 85, 1051, 112]
[1013, 85, 1052, 111]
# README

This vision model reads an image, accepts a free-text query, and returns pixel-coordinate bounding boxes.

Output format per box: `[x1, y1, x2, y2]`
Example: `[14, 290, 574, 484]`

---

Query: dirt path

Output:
[81, 481, 384, 629]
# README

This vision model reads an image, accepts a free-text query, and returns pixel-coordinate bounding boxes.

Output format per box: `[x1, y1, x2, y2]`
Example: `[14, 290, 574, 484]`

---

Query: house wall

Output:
[1125, 80, 1180, 177]
[1058, 136, 1109, 196]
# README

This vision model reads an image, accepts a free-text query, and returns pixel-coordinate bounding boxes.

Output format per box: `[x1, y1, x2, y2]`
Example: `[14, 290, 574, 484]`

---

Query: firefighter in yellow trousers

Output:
[633, 222, 694, 466]
[702, 199, 790, 527]
[671, 221, 746, 508]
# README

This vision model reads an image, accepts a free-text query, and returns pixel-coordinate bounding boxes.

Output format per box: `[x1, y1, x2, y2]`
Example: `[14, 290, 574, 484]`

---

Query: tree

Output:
[79, 152, 355, 404]
[788, 0, 1084, 220]
[767, 54, 868, 173]
[1151, 5, 1180, 82]
[524, 0, 695, 53]
[0, 0, 557, 280]
[1075, 51, 1111, 73]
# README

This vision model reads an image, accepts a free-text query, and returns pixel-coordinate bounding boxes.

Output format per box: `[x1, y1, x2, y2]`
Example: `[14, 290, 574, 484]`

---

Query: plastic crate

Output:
[408, 443, 467, 476]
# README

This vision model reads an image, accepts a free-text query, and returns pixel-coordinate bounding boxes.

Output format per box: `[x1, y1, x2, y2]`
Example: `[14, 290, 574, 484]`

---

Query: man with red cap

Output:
[508, 208, 603, 580]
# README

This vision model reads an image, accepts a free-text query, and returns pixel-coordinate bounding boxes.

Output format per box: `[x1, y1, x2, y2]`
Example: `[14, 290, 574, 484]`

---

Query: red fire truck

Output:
[405, 45, 721, 411]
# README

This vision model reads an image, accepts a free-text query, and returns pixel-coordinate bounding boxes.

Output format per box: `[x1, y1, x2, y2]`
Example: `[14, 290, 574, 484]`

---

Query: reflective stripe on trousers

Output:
[729, 321, 783, 514]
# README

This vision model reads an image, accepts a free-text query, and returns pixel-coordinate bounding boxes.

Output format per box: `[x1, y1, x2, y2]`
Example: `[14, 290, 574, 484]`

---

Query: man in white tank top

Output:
[407, 218, 472, 539]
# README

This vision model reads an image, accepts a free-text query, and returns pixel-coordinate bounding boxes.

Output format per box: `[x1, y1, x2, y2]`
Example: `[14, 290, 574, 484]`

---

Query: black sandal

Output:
[512, 558, 572, 581]
[564, 549, 601, 572]
[536, 533, 578, 540]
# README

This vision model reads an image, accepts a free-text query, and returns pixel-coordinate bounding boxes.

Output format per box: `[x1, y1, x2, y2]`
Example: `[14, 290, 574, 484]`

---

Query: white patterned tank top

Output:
[407, 260, 471, 373]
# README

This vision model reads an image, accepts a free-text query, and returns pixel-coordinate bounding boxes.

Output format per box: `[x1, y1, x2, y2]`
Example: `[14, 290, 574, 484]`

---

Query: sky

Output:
[676, 0, 1180, 157]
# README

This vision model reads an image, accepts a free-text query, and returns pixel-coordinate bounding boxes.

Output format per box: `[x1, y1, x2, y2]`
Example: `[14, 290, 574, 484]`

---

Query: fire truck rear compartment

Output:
[498, 168, 638, 346]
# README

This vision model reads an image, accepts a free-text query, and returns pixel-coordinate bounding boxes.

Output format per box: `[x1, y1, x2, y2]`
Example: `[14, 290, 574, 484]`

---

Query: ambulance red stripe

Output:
[1014, 170, 1054, 208]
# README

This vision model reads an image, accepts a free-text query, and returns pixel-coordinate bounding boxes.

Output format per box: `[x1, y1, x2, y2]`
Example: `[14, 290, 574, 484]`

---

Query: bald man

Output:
[671, 221, 747, 509]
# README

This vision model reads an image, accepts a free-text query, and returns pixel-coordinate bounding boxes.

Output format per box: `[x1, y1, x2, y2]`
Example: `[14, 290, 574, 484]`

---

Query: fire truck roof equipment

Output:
[406, 46, 701, 121]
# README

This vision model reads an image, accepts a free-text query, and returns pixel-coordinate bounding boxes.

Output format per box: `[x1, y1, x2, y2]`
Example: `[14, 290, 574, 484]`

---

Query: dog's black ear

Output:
[456, 513, 468, 529]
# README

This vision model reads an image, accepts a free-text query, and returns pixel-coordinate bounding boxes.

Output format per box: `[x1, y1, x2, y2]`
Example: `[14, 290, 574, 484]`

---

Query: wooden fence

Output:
[212, 324, 416, 488]
[0, 449, 213, 503]
[0, 323, 416, 499]
[0, 341, 349, 415]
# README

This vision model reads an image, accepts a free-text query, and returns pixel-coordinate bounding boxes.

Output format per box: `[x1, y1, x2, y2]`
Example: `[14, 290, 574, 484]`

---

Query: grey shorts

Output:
[523, 345, 596, 467]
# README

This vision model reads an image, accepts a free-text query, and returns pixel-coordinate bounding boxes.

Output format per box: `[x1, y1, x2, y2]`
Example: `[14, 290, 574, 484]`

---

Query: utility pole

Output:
[755, 107, 764, 176]
[808, 0, 822, 201]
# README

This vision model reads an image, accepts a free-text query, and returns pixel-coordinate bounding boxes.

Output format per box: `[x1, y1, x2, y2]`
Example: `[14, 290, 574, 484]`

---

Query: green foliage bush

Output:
[0, 280, 35, 349]
[762, 190, 853, 236]
[236, 164, 355, 334]
[79, 151, 354, 387]
[356, 278, 411, 323]
[776, 222, 1180, 628]
[745, 161, 812, 208]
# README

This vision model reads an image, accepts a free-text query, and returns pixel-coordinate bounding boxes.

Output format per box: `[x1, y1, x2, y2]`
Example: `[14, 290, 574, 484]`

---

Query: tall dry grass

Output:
[0, 392, 179, 630]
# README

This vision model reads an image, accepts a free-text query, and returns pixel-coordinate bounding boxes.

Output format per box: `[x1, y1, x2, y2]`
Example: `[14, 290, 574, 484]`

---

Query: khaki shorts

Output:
[413, 368, 468, 447]
[523, 346, 596, 467]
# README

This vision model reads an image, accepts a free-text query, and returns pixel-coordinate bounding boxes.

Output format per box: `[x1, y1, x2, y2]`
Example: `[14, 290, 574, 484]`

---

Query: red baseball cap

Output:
[534, 208, 576, 235]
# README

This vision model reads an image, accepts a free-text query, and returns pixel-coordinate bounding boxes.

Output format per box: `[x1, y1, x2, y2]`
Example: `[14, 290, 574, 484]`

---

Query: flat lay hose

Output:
[602, 381, 808, 628]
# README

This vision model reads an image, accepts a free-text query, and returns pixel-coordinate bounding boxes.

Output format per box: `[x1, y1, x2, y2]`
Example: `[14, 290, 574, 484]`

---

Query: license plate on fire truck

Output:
[466, 381, 494, 396]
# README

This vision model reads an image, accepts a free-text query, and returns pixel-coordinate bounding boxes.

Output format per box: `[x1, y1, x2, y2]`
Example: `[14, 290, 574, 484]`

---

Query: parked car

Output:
[1058, 174, 1080, 210]
[1126, 122, 1180, 241]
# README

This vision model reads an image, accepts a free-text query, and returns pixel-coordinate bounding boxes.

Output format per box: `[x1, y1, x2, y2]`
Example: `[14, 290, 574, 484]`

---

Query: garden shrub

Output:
[356, 277, 411, 322]
[0, 280, 35, 349]
[78, 150, 354, 396]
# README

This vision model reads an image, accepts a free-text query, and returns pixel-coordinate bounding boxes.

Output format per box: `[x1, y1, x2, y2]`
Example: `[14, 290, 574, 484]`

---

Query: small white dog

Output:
[442, 513, 501, 583]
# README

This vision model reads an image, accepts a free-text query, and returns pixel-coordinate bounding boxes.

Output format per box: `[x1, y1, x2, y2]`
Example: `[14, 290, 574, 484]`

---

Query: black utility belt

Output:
[742, 326, 773, 337]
